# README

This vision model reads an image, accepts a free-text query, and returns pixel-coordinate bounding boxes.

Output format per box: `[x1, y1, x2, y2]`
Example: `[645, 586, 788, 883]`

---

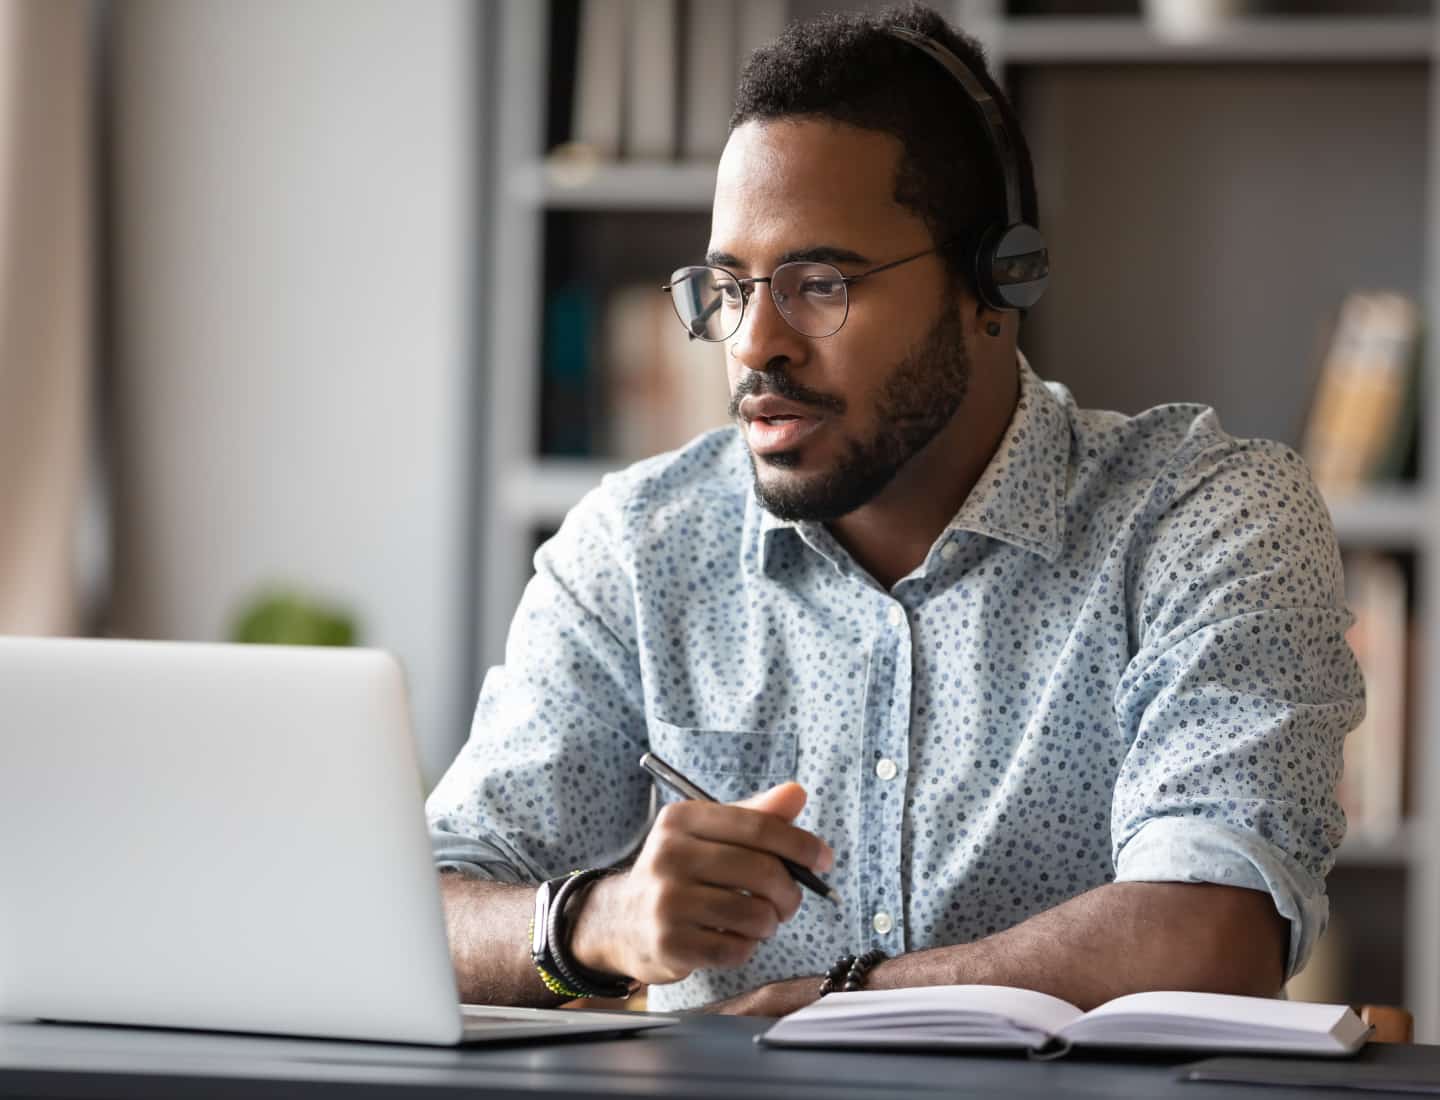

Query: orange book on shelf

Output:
[1301, 292, 1420, 498]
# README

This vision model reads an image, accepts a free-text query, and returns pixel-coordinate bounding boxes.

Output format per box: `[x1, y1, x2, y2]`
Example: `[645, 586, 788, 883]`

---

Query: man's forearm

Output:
[437, 873, 566, 1007]
[871, 882, 1287, 1010]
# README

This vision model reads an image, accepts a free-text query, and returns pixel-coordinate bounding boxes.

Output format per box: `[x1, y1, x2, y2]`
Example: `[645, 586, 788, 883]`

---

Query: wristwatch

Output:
[530, 869, 635, 1000]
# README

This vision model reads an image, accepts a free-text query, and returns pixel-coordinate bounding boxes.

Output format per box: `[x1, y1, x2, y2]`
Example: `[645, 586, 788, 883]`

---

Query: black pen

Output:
[638, 751, 842, 906]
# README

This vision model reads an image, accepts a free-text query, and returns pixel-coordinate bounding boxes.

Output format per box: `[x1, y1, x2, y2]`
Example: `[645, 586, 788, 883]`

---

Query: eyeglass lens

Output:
[667, 263, 850, 341]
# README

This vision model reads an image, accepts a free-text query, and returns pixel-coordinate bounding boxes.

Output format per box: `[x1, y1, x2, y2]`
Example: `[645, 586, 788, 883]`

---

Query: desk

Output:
[2, 1014, 1438, 1099]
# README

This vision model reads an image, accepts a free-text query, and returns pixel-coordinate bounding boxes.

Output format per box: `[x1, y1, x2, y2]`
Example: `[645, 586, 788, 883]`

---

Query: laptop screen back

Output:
[0, 637, 465, 1045]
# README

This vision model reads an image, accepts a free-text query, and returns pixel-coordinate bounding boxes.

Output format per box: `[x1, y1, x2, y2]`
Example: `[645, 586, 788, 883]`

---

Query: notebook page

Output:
[1058, 991, 1362, 1052]
[762, 984, 1083, 1047]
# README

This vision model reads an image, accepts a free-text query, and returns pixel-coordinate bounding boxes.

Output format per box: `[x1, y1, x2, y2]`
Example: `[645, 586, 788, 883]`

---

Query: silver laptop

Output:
[0, 636, 672, 1046]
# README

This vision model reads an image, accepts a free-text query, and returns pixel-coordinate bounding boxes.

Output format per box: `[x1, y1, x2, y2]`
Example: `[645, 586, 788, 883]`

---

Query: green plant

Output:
[230, 589, 359, 647]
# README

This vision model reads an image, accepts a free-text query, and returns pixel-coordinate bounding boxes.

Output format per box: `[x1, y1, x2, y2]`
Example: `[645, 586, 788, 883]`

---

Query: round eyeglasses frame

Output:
[661, 246, 940, 342]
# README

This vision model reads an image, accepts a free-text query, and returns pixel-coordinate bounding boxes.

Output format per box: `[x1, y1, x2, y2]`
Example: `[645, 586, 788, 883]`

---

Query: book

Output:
[759, 986, 1369, 1057]
[572, 0, 626, 160]
[541, 284, 600, 456]
[681, 0, 736, 160]
[601, 283, 730, 460]
[1300, 291, 1421, 498]
[624, 0, 678, 159]
[1337, 552, 1408, 841]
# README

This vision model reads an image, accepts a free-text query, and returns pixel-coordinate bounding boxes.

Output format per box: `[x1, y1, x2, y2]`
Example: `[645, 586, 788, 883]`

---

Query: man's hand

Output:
[701, 975, 820, 1017]
[568, 781, 834, 986]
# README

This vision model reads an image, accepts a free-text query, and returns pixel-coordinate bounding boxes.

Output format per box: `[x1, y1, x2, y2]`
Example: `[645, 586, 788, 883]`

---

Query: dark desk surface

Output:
[3, 1013, 1439, 1099]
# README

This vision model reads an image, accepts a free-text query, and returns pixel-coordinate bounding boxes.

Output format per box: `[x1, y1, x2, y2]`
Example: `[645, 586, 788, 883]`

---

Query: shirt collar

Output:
[753, 351, 1070, 573]
[946, 352, 1069, 562]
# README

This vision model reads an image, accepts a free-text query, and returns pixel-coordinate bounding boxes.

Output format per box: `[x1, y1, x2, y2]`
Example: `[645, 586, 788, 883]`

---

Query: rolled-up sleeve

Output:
[1111, 438, 1365, 979]
[425, 477, 653, 884]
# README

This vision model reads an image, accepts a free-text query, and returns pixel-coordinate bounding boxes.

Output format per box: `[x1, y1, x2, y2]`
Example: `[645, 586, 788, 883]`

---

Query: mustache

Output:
[728, 369, 846, 419]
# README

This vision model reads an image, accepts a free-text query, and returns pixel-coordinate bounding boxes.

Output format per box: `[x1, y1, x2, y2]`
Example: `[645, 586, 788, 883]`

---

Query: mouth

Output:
[745, 412, 824, 456]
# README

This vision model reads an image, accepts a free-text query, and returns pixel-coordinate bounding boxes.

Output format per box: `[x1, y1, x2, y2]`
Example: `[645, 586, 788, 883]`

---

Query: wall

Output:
[109, 0, 482, 785]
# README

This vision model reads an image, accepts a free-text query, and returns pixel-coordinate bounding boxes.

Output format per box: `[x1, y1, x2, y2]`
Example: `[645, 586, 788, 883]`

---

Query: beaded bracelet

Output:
[818, 948, 888, 996]
[542, 869, 635, 1000]
[526, 917, 586, 999]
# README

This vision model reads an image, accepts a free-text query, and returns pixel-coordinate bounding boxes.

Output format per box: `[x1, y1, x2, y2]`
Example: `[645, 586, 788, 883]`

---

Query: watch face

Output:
[531, 880, 551, 957]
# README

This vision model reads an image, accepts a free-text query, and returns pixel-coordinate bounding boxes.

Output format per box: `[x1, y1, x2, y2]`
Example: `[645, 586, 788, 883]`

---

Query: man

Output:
[427, 4, 1362, 1016]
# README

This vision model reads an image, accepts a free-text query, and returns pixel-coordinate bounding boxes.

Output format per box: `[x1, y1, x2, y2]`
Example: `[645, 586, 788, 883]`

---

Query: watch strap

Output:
[531, 869, 634, 1000]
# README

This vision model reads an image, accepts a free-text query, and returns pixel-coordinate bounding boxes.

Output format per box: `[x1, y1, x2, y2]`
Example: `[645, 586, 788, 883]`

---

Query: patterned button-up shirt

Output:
[427, 356, 1363, 1011]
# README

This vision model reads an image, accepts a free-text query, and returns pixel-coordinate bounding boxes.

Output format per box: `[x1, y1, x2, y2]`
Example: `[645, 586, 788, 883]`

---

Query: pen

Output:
[638, 751, 842, 906]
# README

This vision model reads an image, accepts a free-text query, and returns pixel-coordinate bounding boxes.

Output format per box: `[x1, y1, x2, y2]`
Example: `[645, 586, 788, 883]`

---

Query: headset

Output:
[886, 26, 1050, 313]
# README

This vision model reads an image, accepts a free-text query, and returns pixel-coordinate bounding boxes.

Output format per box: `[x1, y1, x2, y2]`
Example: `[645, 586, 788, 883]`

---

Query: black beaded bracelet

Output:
[540, 869, 635, 1000]
[818, 954, 855, 997]
[818, 948, 887, 996]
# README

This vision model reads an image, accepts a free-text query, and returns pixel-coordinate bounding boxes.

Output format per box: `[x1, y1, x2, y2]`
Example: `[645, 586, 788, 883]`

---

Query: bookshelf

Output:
[994, 16, 1433, 64]
[478, 0, 1440, 1038]
[509, 160, 721, 208]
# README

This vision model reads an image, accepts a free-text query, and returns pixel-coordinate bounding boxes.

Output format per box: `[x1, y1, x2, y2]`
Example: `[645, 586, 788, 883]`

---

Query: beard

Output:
[734, 298, 972, 523]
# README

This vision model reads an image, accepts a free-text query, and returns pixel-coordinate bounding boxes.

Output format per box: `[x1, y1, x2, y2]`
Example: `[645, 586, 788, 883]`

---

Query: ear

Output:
[975, 301, 1005, 338]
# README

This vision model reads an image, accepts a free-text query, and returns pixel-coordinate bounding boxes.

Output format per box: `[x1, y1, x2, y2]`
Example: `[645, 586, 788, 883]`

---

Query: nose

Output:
[729, 280, 810, 375]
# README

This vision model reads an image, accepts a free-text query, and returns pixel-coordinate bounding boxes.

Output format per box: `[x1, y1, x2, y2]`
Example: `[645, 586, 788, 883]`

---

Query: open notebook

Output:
[760, 986, 1369, 1058]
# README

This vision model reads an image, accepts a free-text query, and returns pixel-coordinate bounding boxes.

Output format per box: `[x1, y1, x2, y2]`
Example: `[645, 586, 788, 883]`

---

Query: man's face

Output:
[709, 118, 974, 522]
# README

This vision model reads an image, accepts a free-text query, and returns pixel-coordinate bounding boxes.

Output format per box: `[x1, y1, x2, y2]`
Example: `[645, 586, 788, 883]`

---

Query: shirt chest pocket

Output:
[644, 718, 798, 804]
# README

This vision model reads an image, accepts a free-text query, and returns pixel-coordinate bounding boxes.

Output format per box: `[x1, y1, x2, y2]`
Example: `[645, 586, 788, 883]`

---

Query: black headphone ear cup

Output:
[972, 224, 1007, 313]
[978, 223, 1050, 311]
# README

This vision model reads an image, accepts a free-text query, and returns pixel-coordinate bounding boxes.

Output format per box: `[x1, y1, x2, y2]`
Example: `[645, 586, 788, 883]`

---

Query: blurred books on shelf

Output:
[1337, 551, 1409, 843]
[572, 0, 625, 160]
[541, 285, 601, 456]
[602, 284, 730, 460]
[563, 0, 756, 164]
[682, 0, 736, 160]
[625, 0, 678, 160]
[543, 281, 730, 460]
[1300, 291, 1422, 499]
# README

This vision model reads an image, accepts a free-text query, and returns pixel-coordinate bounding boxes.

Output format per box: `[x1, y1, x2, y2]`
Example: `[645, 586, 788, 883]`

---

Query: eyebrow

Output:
[705, 245, 874, 270]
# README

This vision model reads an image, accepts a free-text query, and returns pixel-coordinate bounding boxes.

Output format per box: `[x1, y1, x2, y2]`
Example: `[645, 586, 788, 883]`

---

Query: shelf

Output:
[1326, 486, 1433, 549]
[509, 160, 717, 211]
[498, 459, 616, 527]
[996, 16, 1433, 65]
[506, 17, 1434, 209]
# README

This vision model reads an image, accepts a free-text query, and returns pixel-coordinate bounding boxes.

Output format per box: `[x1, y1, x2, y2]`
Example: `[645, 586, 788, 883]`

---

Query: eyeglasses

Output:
[661, 247, 939, 342]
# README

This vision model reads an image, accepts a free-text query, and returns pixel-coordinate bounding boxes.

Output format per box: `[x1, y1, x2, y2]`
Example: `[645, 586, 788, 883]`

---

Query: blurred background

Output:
[2, 0, 1437, 1034]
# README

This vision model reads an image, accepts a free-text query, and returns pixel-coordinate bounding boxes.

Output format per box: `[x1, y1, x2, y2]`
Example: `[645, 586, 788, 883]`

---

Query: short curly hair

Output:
[731, 3, 1038, 291]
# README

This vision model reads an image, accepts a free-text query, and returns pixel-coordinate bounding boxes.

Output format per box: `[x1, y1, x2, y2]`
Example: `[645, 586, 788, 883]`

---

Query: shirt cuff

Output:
[1112, 815, 1328, 980]
[428, 826, 537, 885]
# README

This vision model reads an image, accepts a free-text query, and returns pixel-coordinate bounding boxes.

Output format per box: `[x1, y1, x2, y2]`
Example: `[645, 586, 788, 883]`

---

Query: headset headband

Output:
[884, 25, 1049, 312]
[885, 26, 1022, 230]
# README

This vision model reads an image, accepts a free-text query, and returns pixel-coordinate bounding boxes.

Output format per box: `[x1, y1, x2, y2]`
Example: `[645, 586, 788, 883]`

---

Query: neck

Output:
[828, 351, 1020, 590]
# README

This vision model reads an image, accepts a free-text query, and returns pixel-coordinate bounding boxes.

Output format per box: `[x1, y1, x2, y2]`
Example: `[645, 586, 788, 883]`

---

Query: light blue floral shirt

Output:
[428, 356, 1363, 1012]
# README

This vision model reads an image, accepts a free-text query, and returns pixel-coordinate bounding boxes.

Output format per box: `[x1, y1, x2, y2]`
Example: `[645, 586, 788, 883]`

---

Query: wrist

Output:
[566, 870, 630, 979]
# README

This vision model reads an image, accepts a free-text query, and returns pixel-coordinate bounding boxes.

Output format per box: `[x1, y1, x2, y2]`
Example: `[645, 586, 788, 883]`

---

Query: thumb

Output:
[734, 780, 807, 822]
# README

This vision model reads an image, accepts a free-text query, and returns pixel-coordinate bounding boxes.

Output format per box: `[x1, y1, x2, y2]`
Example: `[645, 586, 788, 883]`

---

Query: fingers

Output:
[676, 883, 783, 942]
[637, 883, 784, 976]
[601, 789, 839, 986]
[656, 798, 835, 874]
[650, 923, 761, 975]
[650, 832, 804, 922]
[735, 780, 808, 820]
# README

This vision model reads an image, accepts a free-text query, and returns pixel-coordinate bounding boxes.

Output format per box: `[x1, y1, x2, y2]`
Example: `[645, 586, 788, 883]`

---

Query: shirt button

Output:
[886, 605, 904, 627]
[940, 542, 958, 561]
[875, 757, 898, 781]
[872, 911, 894, 935]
